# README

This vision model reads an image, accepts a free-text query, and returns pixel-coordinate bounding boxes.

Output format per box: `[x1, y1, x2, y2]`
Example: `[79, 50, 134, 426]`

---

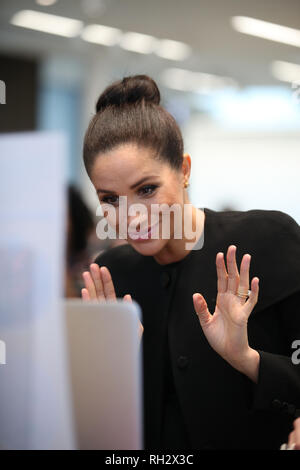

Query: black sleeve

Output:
[251, 290, 300, 416]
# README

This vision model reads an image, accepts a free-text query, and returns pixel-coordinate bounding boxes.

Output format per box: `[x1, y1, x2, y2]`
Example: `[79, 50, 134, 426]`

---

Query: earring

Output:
[184, 180, 190, 189]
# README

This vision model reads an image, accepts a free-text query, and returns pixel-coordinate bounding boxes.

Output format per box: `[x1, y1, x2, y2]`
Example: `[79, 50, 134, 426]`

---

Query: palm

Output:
[81, 263, 144, 339]
[193, 245, 259, 364]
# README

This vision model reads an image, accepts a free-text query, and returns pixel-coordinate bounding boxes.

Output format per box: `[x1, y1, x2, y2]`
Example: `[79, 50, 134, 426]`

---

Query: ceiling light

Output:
[271, 60, 300, 83]
[35, 0, 58, 5]
[160, 68, 237, 93]
[120, 32, 158, 54]
[81, 24, 122, 46]
[156, 39, 191, 61]
[10, 10, 83, 37]
[231, 16, 300, 48]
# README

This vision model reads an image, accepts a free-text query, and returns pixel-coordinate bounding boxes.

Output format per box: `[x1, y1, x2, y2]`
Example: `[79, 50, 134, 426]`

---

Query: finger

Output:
[216, 252, 228, 293]
[123, 294, 132, 302]
[288, 430, 296, 448]
[82, 271, 97, 300]
[100, 266, 117, 300]
[193, 293, 212, 328]
[81, 287, 90, 301]
[243, 277, 259, 317]
[294, 417, 300, 450]
[238, 254, 251, 294]
[226, 245, 240, 294]
[138, 321, 144, 339]
[90, 263, 105, 300]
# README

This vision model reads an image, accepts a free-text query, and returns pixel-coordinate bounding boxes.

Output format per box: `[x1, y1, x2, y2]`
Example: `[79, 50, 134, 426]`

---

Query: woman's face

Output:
[90, 143, 190, 256]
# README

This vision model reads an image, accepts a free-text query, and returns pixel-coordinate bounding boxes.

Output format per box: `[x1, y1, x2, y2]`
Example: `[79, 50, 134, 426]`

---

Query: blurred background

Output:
[0, 0, 300, 296]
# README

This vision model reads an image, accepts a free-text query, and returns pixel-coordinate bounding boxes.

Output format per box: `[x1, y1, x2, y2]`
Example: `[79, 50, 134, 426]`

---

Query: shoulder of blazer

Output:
[94, 243, 140, 268]
[205, 207, 300, 312]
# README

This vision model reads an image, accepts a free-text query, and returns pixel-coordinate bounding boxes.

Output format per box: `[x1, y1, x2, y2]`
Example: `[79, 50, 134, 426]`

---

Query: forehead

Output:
[91, 143, 165, 183]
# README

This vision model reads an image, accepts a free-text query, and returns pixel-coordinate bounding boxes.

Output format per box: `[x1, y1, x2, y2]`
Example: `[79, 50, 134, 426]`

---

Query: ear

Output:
[182, 153, 191, 183]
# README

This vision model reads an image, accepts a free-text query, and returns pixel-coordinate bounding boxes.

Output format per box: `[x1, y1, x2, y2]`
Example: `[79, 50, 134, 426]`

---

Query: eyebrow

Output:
[96, 175, 159, 194]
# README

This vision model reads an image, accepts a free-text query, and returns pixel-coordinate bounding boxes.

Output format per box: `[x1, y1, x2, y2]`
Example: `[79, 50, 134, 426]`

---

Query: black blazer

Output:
[94, 207, 300, 450]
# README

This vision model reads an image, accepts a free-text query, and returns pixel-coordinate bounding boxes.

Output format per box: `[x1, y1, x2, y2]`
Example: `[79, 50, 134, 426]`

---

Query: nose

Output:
[127, 214, 149, 232]
[127, 202, 151, 235]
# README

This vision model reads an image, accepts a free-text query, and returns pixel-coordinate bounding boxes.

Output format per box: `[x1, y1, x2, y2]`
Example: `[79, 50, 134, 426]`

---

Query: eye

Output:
[138, 184, 158, 196]
[100, 195, 119, 205]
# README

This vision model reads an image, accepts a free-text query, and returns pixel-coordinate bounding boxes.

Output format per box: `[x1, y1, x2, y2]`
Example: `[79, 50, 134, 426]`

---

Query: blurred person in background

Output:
[80, 75, 300, 450]
[65, 184, 97, 297]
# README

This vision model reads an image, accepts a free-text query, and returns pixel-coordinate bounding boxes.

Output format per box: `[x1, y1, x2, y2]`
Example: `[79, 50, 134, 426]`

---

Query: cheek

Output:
[146, 187, 183, 235]
[155, 179, 182, 205]
[100, 203, 118, 227]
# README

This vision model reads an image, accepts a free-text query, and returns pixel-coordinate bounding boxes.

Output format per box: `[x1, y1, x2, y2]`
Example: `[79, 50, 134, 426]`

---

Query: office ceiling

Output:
[0, 0, 299, 87]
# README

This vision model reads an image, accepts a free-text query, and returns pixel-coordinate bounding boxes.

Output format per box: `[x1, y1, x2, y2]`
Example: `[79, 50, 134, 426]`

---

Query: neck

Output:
[153, 205, 205, 265]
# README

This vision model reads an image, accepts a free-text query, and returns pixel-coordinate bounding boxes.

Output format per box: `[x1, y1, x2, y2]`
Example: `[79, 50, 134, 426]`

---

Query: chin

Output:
[128, 237, 166, 256]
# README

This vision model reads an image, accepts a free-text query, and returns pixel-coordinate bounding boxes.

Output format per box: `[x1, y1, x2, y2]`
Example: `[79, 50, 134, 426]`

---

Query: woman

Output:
[81, 75, 300, 450]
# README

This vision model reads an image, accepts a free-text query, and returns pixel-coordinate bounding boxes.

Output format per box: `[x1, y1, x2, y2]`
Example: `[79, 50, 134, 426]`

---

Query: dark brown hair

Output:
[83, 75, 184, 176]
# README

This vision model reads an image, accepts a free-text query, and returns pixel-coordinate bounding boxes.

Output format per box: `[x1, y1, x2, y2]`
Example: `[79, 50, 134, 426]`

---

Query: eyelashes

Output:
[100, 195, 119, 205]
[100, 184, 159, 205]
[138, 184, 158, 196]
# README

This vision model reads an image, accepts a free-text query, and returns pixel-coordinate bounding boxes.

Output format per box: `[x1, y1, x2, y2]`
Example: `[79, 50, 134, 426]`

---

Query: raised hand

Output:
[193, 245, 260, 382]
[82, 263, 144, 339]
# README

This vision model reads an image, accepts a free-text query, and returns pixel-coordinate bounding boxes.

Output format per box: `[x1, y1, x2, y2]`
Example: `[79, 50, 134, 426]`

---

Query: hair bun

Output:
[96, 74, 160, 112]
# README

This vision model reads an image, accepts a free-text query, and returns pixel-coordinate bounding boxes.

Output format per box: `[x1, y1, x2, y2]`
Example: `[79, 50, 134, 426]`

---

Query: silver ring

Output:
[236, 289, 251, 299]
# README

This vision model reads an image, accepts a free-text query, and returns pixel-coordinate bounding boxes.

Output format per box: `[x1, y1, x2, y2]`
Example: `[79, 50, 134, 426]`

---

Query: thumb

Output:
[123, 294, 144, 338]
[193, 293, 212, 328]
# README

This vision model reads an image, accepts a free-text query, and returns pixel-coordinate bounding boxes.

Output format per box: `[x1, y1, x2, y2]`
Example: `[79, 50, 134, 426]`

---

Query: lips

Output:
[129, 221, 159, 241]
